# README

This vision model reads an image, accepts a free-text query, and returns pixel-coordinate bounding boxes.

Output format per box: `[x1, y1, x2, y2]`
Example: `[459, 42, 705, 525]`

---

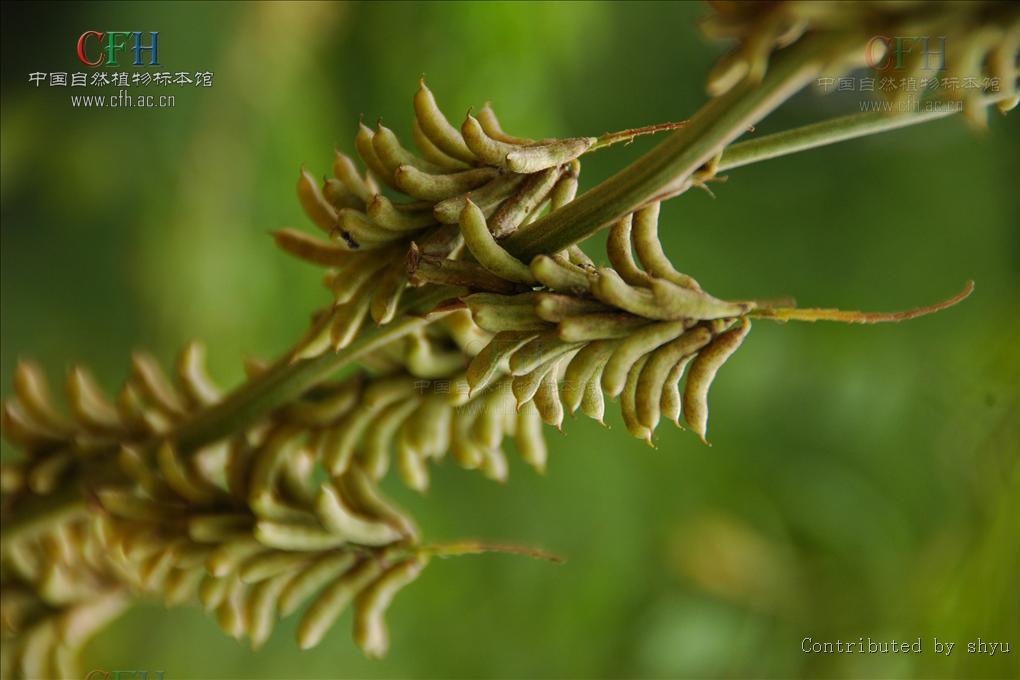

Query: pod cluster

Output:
[284, 79, 591, 359]
[703, 1, 1020, 125]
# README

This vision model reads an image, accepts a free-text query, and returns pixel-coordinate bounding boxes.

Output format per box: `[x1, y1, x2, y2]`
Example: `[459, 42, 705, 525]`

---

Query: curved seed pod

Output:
[189, 513, 252, 543]
[315, 480, 402, 545]
[215, 576, 248, 640]
[433, 173, 526, 225]
[341, 465, 419, 540]
[298, 557, 385, 650]
[461, 112, 518, 167]
[239, 551, 310, 584]
[631, 203, 701, 289]
[369, 258, 409, 325]
[321, 380, 409, 476]
[512, 359, 556, 408]
[353, 556, 428, 658]
[562, 340, 616, 414]
[208, 537, 267, 577]
[566, 244, 595, 269]
[580, 364, 607, 425]
[290, 308, 336, 362]
[330, 296, 373, 351]
[440, 308, 493, 357]
[533, 365, 565, 430]
[505, 136, 595, 174]
[660, 356, 694, 427]
[463, 294, 549, 333]
[602, 320, 689, 398]
[1, 400, 63, 450]
[411, 117, 470, 170]
[283, 375, 363, 427]
[607, 213, 652, 286]
[356, 122, 397, 189]
[466, 331, 536, 393]
[278, 551, 357, 617]
[325, 251, 394, 304]
[530, 254, 591, 293]
[403, 396, 453, 459]
[488, 166, 564, 238]
[450, 406, 484, 469]
[621, 355, 653, 444]
[199, 574, 230, 610]
[395, 165, 497, 202]
[323, 177, 362, 212]
[66, 366, 121, 432]
[459, 200, 536, 285]
[515, 400, 547, 473]
[246, 571, 291, 650]
[97, 488, 182, 522]
[557, 313, 650, 342]
[273, 228, 356, 264]
[255, 520, 350, 551]
[591, 268, 679, 320]
[548, 161, 580, 210]
[13, 361, 69, 433]
[367, 194, 436, 232]
[361, 399, 419, 481]
[157, 441, 220, 505]
[682, 318, 750, 444]
[297, 167, 339, 234]
[396, 429, 430, 492]
[114, 382, 153, 434]
[176, 341, 221, 407]
[413, 79, 476, 164]
[373, 122, 449, 175]
[476, 102, 532, 145]
[650, 278, 754, 320]
[471, 383, 514, 451]
[164, 567, 204, 605]
[635, 326, 714, 432]
[131, 352, 187, 417]
[334, 209, 404, 250]
[247, 425, 302, 509]
[27, 450, 73, 493]
[333, 150, 378, 205]
[404, 332, 466, 378]
[509, 331, 583, 376]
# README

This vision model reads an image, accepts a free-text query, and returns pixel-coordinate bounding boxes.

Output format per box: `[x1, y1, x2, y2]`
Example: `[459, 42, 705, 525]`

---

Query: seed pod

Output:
[333, 150, 378, 205]
[373, 122, 449, 176]
[199, 574, 231, 611]
[13, 361, 69, 434]
[27, 450, 73, 493]
[175, 341, 221, 408]
[395, 165, 497, 202]
[283, 375, 363, 427]
[325, 251, 393, 304]
[530, 254, 591, 293]
[341, 464, 419, 540]
[247, 425, 302, 509]
[621, 355, 652, 445]
[207, 537, 267, 578]
[607, 213, 652, 286]
[461, 112, 519, 167]
[215, 576, 248, 640]
[1, 399, 63, 451]
[512, 359, 556, 408]
[404, 332, 466, 378]
[315, 480, 403, 545]
[298, 556, 386, 649]
[353, 556, 428, 658]
[650, 278, 754, 320]
[366, 194, 436, 232]
[451, 406, 484, 469]
[355, 122, 397, 189]
[432, 173, 526, 225]
[413, 79, 476, 164]
[238, 551, 309, 585]
[660, 356, 693, 427]
[488, 166, 564, 238]
[66, 366, 121, 432]
[411, 117, 471, 170]
[330, 296, 372, 351]
[557, 313, 651, 342]
[509, 331, 582, 376]
[323, 177, 363, 212]
[476, 102, 532, 144]
[246, 571, 290, 650]
[459, 200, 537, 285]
[591, 268, 677, 320]
[533, 364, 565, 430]
[278, 551, 358, 617]
[683, 318, 751, 444]
[273, 228, 356, 264]
[158, 441, 220, 505]
[631, 203, 701, 289]
[471, 383, 514, 452]
[131, 352, 188, 418]
[255, 520, 350, 552]
[548, 161, 580, 210]
[602, 320, 689, 398]
[369, 258, 409, 325]
[580, 369, 606, 425]
[164, 567, 204, 605]
[361, 399, 419, 481]
[463, 293, 550, 333]
[505, 136, 595, 174]
[297, 167, 339, 234]
[396, 430, 430, 493]
[515, 400, 547, 473]
[333, 209, 403, 250]
[635, 326, 713, 432]
[97, 487, 181, 522]
[188, 514, 252, 545]
[466, 331, 535, 394]
[562, 340, 617, 414]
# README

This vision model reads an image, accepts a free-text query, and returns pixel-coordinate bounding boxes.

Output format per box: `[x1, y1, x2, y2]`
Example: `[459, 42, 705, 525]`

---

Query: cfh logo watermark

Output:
[865, 35, 947, 71]
[76, 31, 160, 67]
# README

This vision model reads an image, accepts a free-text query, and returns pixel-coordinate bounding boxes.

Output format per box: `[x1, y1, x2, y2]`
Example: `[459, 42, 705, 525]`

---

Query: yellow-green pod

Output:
[26, 450, 72, 494]
[164, 567, 204, 605]
[562, 340, 616, 414]
[65, 365, 121, 432]
[206, 537, 267, 579]
[333, 150, 378, 205]
[324, 251, 392, 304]
[602, 320, 688, 398]
[466, 330, 535, 394]
[660, 356, 693, 427]
[255, 520, 350, 552]
[505, 137, 595, 174]
[333, 209, 403, 250]
[683, 318, 751, 444]
[396, 426, 431, 493]
[17, 619, 57, 680]
[341, 464, 419, 541]
[298, 557, 385, 650]
[461, 112, 519, 167]
[512, 359, 556, 409]
[548, 162, 580, 210]
[413, 79, 476, 164]
[471, 383, 514, 451]
[508, 330, 581, 376]
[488, 167, 564, 238]
[323, 177, 362, 212]
[451, 406, 484, 470]
[247, 425, 302, 509]
[215, 576, 248, 640]
[117, 444, 168, 501]
[631, 203, 701, 289]
[330, 295, 372, 351]
[402, 396, 452, 459]
[96, 488, 179, 522]
[279, 551, 358, 617]
[353, 556, 429, 658]
[530, 254, 591, 294]
[515, 400, 547, 474]
[283, 374, 363, 427]
[635, 326, 713, 432]
[476, 102, 532, 145]
[321, 405, 376, 477]
[395, 164, 497, 202]
[239, 550, 310, 584]
[245, 571, 291, 650]
[188, 513, 252, 544]
[369, 259, 409, 325]
[460, 199, 537, 285]
[131, 352, 188, 418]
[361, 399, 419, 481]
[621, 355, 652, 445]
[199, 573, 230, 611]
[432, 172, 526, 225]
[373, 121, 449, 175]
[404, 332, 467, 378]
[580, 366, 607, 425]
[0, 460, 25, 494]
[463, 293, 549, 333]
[650, 278, 754, 321]
[290, 308, 337, 362]
[13, 360, 69, 434]
[533, 367, 565, 430]
[356, 121, 398, 189]
[367, 194, 436, 232]
[411, 117, 471, 170]
[158, 441, 219, 505]
[315, 480, 402, 546]
[175, 341, 221, 407]
[607, 213, 651, 286]
[273, 228, 356, 264]
[440, 308, 493, 357]
[557, 313, 650, 343]
[480, 444, 510, 483]
[297, 167, 339, 234]
[591, 268, 677, 320]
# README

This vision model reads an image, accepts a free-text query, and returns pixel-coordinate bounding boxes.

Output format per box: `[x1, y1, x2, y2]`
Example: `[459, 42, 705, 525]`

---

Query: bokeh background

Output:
[2, 2, 1018, 678]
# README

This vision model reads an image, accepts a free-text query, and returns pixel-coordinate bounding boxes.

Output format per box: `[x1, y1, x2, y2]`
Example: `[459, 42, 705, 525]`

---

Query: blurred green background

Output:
[2, 2, 1018, 678]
